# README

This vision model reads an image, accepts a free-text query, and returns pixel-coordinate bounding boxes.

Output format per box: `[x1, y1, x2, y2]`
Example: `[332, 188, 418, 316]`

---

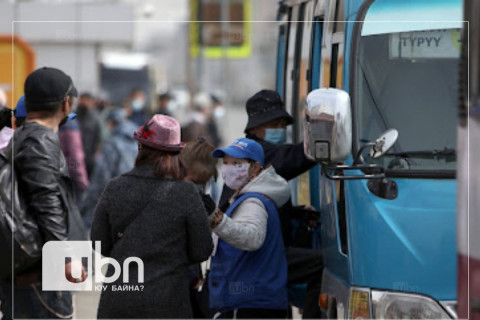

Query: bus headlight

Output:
[371, 291, 452, 319]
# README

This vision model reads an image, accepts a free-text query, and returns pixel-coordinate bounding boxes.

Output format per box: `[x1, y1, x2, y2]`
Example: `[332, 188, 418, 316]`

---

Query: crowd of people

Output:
[0, 67, 323, 319]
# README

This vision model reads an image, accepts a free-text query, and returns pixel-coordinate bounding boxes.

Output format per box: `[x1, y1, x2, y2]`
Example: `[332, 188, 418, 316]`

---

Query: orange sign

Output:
[0, 35, 35, 109]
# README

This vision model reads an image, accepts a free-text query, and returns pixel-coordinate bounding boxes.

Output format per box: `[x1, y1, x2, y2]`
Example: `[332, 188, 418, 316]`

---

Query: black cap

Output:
[210, 93, 221, 104]
[158, 92, 171, 100]
[244, 89, 294, 133]
[24, 67, 77, 111]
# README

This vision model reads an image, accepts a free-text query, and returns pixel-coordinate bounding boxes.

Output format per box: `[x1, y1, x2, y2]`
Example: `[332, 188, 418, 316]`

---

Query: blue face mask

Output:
[264, 128, 287, 145]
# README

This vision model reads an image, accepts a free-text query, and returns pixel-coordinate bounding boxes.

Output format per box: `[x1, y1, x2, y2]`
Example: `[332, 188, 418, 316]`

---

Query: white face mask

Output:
[166, 101, 178, 113]
[213, 106, 226, 120]
[221, 163, 250, 190]
[131, 98, 145, 111]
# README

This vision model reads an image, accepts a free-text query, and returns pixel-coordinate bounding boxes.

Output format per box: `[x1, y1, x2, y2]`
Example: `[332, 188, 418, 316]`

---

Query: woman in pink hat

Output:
[91, 114, 213, 319]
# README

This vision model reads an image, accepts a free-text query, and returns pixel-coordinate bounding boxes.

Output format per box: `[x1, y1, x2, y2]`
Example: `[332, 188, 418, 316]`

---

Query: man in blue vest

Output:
[209, 138, 290, 318]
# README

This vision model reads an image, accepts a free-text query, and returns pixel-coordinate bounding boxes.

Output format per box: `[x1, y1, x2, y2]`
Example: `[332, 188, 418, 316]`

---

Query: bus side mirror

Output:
[304, 88, 352, 164]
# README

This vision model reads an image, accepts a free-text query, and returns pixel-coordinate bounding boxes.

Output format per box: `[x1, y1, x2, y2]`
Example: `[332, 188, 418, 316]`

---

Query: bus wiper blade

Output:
[386, 148, 456, 158]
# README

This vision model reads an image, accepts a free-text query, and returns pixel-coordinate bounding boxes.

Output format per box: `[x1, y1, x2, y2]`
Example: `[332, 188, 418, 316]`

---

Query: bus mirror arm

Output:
[323, 163, 385, 180]
[353, 142, 376, 165]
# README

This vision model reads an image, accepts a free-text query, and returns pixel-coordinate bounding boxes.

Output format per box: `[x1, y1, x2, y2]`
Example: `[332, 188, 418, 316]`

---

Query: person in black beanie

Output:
[218, 89, 316, 208]
[218, 89, 323, 318]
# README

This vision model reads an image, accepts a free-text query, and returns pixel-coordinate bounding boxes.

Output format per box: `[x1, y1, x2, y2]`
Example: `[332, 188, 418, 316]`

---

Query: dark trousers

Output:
[0, 283, 72, 319]
[286, 247, 323, 319]
[216, 308, 288, 319]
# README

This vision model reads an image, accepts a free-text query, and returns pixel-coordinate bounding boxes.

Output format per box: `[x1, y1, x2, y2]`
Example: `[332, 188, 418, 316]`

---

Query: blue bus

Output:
[276, 0, 461, 318]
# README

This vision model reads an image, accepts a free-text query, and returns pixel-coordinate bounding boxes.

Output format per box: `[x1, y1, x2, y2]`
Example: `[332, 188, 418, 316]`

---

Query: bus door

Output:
[313, 1, 351, 313]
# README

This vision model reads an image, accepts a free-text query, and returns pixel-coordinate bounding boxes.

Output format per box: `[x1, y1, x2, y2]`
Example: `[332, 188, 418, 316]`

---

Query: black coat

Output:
[76, 106, 102, 177]
[91, 165, 213, 319]
[9, 122, 86, 274]
[12, 122, 85, 242]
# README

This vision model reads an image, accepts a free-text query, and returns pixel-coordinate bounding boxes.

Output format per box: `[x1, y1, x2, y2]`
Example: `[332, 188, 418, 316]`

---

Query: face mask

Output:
[131, 99, 145, 111]
[166, 101, 177, 113]
[221, 163, 250, 190]
[264, 128, 287, 145]
[213, 106, 226, 120]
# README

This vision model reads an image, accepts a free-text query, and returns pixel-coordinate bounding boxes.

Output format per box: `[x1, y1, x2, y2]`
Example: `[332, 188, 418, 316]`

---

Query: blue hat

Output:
[15, 94, 77, 122]
[212, 138, 265, 166]
[15, 95, 27, 118]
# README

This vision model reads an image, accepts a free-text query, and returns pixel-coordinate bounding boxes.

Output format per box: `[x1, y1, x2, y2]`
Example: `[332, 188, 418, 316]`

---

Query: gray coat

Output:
[80, 119, 138, 229]
[91, 164, 213, 319]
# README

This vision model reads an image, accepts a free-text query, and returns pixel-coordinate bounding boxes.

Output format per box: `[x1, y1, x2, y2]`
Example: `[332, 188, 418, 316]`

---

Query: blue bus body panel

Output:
[346, 178, 457, 300]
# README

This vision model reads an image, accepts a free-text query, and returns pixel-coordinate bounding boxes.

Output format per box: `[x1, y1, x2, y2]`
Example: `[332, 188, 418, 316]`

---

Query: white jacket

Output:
[213, 166, 290, 251]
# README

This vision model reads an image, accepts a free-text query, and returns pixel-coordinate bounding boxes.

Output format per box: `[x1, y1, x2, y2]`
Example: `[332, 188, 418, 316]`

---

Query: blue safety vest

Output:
[209, 192, 288, 312]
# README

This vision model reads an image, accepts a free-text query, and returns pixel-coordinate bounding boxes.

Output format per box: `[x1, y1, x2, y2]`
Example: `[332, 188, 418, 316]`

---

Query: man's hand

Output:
[209, 208, 225, 229]
[65, 261, 88, 283]
[303, 205, 320, 228]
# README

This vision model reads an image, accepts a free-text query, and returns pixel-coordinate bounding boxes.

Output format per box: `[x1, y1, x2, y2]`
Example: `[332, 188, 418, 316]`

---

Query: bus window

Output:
[330, 42, 339, 87]
[356, 26, 459, 172]
[333, 0, 344, 34]
[295, 1, 315, 144]
[276, 25, 287, 96]
[320, 0, 345, 88]
[276, 7, 289, 97]
[308, 16, 324, 211]
[331, 0, 344, 89]
[284, 7, 296, 114]
[295, 1, 315, 206]
[284, 5, 302, 143]
[310, 17, 323, 91]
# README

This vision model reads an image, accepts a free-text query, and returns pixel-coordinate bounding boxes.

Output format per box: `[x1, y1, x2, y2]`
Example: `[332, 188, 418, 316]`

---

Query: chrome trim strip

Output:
[441, 301, 458, 319]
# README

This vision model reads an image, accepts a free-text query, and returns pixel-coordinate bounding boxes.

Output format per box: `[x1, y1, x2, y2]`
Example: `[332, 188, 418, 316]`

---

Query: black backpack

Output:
[0, 149, 43, 281]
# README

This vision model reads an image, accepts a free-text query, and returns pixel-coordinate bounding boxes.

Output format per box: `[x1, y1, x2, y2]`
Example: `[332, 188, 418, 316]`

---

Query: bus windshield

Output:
[355, 27, 460, 172]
